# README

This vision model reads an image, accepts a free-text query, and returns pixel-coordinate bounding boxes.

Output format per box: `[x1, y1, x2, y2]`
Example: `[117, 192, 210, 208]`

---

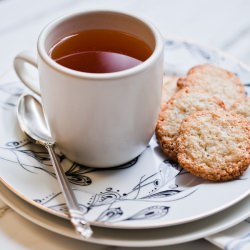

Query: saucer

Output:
[0, 38, 249, 229]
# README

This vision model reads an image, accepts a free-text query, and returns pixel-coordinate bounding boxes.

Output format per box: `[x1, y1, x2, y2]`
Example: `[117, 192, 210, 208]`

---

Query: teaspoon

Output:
[17, 94, 93, 238]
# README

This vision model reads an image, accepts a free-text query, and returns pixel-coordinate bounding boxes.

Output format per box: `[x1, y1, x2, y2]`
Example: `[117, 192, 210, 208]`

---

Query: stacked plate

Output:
[0, 39, 249, 247]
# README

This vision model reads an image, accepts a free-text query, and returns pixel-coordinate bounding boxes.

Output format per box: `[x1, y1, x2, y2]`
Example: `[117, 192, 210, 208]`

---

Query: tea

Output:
[49, 29, 153, 73]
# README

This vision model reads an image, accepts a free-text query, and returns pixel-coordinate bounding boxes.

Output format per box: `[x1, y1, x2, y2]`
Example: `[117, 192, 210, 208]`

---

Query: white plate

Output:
[0, 181, 249, 247]
[0, 38, 250, 229]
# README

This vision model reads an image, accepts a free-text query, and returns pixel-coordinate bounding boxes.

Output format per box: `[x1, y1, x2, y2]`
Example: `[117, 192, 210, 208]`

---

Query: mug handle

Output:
[14, 51, 41, 96]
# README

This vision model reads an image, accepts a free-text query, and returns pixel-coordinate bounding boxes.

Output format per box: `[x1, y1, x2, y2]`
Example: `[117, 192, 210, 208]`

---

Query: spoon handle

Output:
[46, 143, 93, 238]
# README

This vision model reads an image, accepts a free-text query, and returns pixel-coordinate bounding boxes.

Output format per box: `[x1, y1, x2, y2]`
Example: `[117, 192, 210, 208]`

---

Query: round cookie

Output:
[161, 75, 179, 106]
[176, 64, 245, 108]
[177, 111, 250, 181]
[156, 88, 225, 161]
[231, 97, 250, 120]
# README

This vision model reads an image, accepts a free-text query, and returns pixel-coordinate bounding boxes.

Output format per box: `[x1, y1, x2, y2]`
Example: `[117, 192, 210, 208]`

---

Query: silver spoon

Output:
[17, 94, 93, 238]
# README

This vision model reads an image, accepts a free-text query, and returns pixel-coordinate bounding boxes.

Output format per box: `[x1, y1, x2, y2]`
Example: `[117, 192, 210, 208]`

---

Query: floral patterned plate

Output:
[0, 38, 250, 229]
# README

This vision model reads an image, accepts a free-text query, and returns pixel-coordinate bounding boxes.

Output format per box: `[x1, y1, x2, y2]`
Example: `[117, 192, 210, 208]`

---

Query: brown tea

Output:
[49, 29, 153, 73]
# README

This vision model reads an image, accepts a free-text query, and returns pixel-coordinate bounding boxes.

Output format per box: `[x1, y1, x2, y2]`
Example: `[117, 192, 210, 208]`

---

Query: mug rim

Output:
[37, 10, 164, 79]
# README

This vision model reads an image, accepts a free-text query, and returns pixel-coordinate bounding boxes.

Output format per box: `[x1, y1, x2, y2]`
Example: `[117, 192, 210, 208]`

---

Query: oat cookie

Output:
[156, 88, 225, 161]
[176, 64, 245, 108]
[231, 97, 250, 120]
[161, 76, 179, 105]
[177, 111, 250, 181]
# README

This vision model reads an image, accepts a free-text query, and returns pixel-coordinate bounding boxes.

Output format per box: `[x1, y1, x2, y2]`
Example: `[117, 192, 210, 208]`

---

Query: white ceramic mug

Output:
[14, 10, 164, 167]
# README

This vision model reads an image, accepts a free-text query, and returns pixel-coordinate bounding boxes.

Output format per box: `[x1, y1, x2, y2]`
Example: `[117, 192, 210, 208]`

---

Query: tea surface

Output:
[50, 29, 152, 73]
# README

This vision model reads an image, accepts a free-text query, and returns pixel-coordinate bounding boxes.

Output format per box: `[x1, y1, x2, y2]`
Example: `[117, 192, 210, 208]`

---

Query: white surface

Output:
[1, 0, 250, 77]
[1, 0, 250, 249]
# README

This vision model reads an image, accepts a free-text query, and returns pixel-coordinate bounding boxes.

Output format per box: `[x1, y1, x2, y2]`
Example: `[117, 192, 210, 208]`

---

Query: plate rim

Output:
[0, 180, 249, 247]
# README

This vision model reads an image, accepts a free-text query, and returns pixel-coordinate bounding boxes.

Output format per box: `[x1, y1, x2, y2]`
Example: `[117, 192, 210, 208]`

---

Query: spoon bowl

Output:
[17, 94, 53, 145]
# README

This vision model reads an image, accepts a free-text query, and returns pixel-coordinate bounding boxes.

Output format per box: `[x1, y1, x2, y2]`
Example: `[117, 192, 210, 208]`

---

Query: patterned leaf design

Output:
[126, 206, 169, 221]
[96, 207, 123, 222]
[142, 189, 181, 199]
[92, 191, 121, 206]
[65, 163, 92, 186]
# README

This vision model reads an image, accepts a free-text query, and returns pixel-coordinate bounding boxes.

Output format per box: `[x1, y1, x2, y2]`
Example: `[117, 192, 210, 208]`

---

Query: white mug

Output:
[14, 10, 164, 167]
